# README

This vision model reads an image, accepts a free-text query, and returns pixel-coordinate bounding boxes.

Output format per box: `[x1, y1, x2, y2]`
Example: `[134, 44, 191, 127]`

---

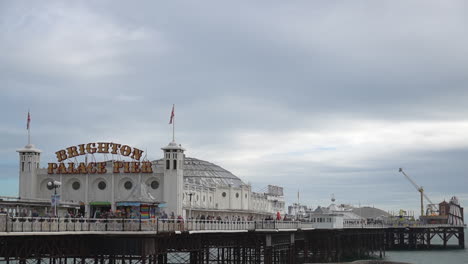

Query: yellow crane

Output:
[398, 168, 438, 217]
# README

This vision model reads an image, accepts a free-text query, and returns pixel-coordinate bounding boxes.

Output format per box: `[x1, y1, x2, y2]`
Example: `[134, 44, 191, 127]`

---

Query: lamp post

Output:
[47, 181, 61, 217]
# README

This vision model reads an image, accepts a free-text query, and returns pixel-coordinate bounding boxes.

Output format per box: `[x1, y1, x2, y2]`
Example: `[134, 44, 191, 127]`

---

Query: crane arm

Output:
[399, 168, 422, 192]
[399, 168, 438, 212]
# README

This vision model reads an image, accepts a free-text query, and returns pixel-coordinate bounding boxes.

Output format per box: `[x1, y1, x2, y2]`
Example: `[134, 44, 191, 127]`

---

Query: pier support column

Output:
[157, 253, 167, 264]
[190, 251, 200, 264]
[443, 232, 447, 248]
[459, 228, 465, 249]
[426, 230, 431, 248]
[288, 233, 295, 264]
[264, 234, 272, 264]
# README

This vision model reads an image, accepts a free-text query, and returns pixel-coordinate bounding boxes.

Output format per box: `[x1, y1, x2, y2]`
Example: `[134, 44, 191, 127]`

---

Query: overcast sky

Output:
[1, 1, 467, 217]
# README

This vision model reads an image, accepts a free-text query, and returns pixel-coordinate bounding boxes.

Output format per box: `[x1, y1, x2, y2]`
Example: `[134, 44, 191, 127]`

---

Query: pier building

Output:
[14, 140, 285, 219]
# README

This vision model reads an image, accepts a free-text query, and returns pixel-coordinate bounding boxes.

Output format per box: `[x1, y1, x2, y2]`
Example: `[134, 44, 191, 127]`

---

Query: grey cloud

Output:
[0, 1, 467, 216]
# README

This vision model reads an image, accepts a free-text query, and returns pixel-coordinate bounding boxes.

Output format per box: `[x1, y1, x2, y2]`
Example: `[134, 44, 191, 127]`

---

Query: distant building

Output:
[439, 197, 464, 225]
[288, 203, 308, 219]
[419, 197, 464, 225]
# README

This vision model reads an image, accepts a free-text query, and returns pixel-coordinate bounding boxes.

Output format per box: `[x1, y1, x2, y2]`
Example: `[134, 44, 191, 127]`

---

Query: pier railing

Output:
[0, 216, 464, 233]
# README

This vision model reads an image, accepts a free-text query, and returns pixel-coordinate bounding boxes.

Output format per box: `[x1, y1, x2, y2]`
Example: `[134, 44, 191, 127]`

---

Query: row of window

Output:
[47, 180, 160, 191]
[21, 162, 39, 172]
[183, 193, 213, 203]
[310, 217, 333, 223]
[221, 192, 248, 199]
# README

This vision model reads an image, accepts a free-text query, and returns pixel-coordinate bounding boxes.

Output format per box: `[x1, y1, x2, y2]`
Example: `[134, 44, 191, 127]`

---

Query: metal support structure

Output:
[0, 225, 464, 263]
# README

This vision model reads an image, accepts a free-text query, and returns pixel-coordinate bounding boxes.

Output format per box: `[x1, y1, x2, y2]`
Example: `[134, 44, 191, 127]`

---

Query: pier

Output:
[0, 216, 464, 263]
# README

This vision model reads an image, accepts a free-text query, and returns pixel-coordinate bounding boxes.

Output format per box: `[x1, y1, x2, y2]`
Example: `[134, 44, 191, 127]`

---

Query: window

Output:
[98, 181, 106, 190]
[22, 162, 24, 172]
[124, 181, 133, 190]
[245, 194, 247, 198]
[222, 192, 226, 197]
[72, 181, 80, 190]
[203, 196, 205, 202]
[166, 160, 170, 170]
[151, 180, 159, 190]
[173, 160, 177, 170]
[236, 193, 239, 198]
[209, 197, 212, 202]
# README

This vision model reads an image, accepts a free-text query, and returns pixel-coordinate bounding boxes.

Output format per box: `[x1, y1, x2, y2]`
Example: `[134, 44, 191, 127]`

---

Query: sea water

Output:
[384, 228, 468, 264]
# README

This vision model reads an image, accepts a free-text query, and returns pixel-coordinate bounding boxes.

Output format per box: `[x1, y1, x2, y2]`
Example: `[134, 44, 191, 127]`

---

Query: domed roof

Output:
[153, 157, 246, 188]
[183, 157, 245, 188]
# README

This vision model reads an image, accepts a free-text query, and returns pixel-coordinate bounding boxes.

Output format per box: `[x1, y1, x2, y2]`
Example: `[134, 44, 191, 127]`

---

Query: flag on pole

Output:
[169, 105, 175, 124]
[27, 111, 31, 130]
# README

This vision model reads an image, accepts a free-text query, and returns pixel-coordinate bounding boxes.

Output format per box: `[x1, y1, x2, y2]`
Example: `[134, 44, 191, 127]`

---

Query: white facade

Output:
[309, 213, 344, 229]
[17, 140, 285, 219]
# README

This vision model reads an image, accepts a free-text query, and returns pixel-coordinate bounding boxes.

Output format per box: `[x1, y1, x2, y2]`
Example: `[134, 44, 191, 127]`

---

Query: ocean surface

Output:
[383, 228, 468, 264]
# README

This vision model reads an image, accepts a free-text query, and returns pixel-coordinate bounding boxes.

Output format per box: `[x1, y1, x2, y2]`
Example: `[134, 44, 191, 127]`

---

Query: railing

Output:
[343, 223, 385, 229]
[343, 222, 465, 229]
[0, 216, 463, 233]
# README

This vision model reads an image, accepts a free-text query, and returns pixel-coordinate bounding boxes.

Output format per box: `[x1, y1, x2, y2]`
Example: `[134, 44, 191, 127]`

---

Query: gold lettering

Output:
[77, 162, 88, 174]
[120, 145, 131, 156]
[123, 162, 130, 173]
[47, 163, 58, 174]
[67, 162, 78, 174]
[56, 163, 68, 174]
[113, 161, 123, 173]
[141, 161, 153, 173]
[86, 143, 97, 154]
[131, 148, 144, 161]
[110, 143, 121, 154]
[97, 142, 110, 153]
[78, 144, 86, 155]
[131, 162, 141, 173]
[87, 162, 97, 174]
[66, 146, 79, 158]
[55, 150, 68, 162]
[97, 162, 107, 174]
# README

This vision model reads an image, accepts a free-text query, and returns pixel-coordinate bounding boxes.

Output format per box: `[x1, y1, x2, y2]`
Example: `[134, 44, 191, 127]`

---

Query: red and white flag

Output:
[169, 105, 175, 124]
[27, 111, 31, 130]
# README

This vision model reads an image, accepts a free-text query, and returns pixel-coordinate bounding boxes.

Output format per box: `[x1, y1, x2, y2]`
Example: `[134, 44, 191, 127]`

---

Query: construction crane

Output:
[398, 168, 438, 217]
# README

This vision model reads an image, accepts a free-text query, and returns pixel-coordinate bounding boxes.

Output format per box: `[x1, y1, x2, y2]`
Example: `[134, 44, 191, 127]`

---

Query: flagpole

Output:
[172, 104, 175, 142]
[27, 109, 31, 145]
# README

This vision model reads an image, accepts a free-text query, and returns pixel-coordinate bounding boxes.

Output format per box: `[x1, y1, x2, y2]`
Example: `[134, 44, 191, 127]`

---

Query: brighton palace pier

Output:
[13, 139, 286, 219]
[1, 139, 465, 263]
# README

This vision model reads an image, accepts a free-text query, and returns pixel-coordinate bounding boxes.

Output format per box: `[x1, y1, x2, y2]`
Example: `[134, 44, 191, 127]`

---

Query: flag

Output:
[169, 105, 175, 124]
[27, 111, 31, 130]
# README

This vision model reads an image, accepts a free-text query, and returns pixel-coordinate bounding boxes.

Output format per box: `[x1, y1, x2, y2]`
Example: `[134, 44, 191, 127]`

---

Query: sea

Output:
[383, 228, 468, 264]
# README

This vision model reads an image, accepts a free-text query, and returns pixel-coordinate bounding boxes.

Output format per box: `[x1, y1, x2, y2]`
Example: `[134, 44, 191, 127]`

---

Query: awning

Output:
[116, 201, 163, 207]
[89, 202, 111, 206]
[116, 202, 141, 207]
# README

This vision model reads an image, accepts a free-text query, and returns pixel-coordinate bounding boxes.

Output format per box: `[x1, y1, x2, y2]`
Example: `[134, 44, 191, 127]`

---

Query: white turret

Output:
[162, 141, 185, 218]
[17, 144, 42, 199]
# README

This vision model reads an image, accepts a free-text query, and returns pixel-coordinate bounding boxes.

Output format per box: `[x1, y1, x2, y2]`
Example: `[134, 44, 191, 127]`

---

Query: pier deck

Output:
[0, 216, 464, 263]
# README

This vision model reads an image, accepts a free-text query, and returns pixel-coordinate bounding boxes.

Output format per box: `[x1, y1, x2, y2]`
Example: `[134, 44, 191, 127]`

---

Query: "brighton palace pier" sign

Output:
[47, 142, 153, 174]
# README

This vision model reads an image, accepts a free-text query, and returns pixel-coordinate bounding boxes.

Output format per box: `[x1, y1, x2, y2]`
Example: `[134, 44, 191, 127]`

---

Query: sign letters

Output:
[47, 142, 153, 174]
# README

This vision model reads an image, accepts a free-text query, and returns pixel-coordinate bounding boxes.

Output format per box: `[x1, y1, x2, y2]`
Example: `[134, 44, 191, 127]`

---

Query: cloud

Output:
[0, 0, 467, 217]
[0, 2, 164, 81]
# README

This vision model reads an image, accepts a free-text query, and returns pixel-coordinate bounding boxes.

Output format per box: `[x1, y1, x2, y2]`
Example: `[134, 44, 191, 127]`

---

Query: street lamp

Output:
[47, 181, 61, 217]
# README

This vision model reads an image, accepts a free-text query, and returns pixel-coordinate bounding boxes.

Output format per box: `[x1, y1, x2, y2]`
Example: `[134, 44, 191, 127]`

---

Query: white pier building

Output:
[15, 140, 285, 219]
